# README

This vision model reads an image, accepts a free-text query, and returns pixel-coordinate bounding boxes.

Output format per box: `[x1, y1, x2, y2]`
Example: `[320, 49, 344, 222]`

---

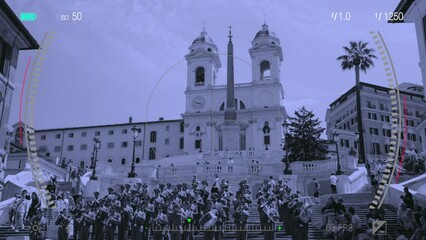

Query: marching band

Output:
[19, 174, 315, 240]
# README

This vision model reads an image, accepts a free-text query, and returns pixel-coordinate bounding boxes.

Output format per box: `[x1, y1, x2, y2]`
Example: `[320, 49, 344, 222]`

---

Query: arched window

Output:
[135, 157, 140, 163]
[260, 61, 271, 80]
[150, 131, 157, 143]
[121, 158, 126, 165]
[107, 159, 113, 163]
[195, 67, 205, 85]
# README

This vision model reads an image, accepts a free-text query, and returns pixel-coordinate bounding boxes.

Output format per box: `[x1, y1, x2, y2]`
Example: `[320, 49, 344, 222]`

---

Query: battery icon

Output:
[20, 12, 37, 22]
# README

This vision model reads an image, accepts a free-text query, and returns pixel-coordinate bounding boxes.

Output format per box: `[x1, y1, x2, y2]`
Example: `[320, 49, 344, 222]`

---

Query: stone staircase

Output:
[0, 224, 30, 240]
[0, 185, 413, 239]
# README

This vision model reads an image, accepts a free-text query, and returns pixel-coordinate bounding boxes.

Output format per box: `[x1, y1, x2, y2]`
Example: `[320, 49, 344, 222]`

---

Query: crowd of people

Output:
[7, 172, 321, 240]
[11, 170, 425, 240]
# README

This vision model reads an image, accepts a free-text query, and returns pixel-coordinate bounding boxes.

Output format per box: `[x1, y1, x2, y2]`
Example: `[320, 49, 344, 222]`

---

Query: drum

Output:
[199, 211, 218, 229]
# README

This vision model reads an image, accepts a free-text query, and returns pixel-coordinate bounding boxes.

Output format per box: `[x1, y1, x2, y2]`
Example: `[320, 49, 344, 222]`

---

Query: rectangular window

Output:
[165, 138, 170, 145]
[68, 133, 74, 138]
[372, 143, 380, 154]
[384, 144, 390, 153]
[180, 138, 184, 149]
[166, 126, 169, 131]
[55, 134, 61, 139]
[107, 142, 115, 149]
[0, 38, 12, 77]
[407, 120, 415, 127]
[54, 146, 61, 152]
[195, 139, 202, 149]
[108, 130, 114, 135]
[135, 140, 142, 147]
[121, 142, 128, 148]
[150, 131, 157, 143]
[80, 144, 87, 151]
[149, 147, 156, 160]
[95, 131, 100, 136]
[180, 122, 184, 133]
[41, 135, 46, 140]
[340, 139, 349, 147]
[368, 112, 377, 120]
[369, 127, 379, 135]
[354, 141, 358, 149]
[81, 132, 87, 137]
[408, 133, 417, 141]
[381, 115, 390, 122]
[67, 145, 74, 151]
[122, 129, 127, 134]
[382, 129, 391, 137]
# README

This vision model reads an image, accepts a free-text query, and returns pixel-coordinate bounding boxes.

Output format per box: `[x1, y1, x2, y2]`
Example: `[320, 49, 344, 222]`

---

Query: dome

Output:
[192, 31, 215, 44]
[253, 24, 277, 40]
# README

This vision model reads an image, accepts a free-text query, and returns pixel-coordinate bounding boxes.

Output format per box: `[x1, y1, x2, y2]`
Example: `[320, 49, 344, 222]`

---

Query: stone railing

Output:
[156, 162, 285, 180]
[203, 150, 283, 161]
[291, 159, 338, 175]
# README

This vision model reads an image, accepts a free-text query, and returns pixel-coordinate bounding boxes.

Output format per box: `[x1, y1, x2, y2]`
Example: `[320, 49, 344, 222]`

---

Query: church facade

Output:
[9, 24, 287, 172]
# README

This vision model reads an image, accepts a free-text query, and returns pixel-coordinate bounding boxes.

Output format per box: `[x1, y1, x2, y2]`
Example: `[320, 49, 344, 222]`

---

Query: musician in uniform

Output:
[79, 204, 96, 240]
[29, 208, 47, 240]
[94, 206, 109, 240]
[182, 203, 196, 240]
[168, 203, 183, 240]
[55, 209, 71, 240]
[261, 198, 280, 240]
[152, 207, 169, 240]
[104, 205, 121, 240]
[131, 207, 146, 240]
[233, 204, 249, 240]
[141, 202, 155, 240]
[118, 204, 133, 240]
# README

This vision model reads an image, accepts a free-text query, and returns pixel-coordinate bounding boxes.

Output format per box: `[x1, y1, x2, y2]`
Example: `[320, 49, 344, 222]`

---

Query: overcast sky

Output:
[6, 0, 421, 132]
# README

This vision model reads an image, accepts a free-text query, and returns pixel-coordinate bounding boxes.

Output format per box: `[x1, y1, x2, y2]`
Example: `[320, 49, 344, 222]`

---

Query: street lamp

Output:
[90, 137, 101, 180]
[333, 129, 342, 175]
[282, 121, 291, 174]
[128, 125, 141, 178]
[354, 130, 360, 163]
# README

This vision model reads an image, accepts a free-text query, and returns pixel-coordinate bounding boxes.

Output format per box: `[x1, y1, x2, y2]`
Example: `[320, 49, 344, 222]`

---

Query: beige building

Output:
[326, 82, 426, 161]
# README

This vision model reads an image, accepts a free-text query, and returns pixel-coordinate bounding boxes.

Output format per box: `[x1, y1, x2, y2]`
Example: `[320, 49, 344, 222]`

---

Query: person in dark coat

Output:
[55, 210, 70, 240]
[26, 192, 41, 221]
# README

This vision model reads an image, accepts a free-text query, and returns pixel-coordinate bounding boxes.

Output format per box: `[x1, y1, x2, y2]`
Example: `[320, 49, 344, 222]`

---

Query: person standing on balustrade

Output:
[14, 190, 29, 232]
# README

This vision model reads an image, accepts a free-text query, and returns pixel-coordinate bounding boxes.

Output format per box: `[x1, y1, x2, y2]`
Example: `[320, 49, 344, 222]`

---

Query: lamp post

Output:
[128, 125, 140, 178]
[354, 130, 360, 163]
[333, 129, 342, 175]
[90, 137, 101, 180]
[282, 121, 291, 174]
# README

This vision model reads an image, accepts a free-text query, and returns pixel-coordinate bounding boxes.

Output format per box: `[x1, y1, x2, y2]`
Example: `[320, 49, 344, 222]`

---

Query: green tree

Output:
[283, 107, 327, 162]
[337, 41, 376, 164]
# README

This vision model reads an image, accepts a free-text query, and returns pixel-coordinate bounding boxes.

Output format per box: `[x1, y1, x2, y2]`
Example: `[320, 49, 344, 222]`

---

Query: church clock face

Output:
[191, 96, 206, 109]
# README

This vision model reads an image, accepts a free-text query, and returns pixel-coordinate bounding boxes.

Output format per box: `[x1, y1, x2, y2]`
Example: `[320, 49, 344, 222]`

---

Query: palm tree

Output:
[337, 41, 377, 166]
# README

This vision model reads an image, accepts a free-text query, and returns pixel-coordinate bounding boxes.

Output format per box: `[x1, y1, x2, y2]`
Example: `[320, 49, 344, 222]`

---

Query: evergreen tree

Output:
[283, 107, 327, 162]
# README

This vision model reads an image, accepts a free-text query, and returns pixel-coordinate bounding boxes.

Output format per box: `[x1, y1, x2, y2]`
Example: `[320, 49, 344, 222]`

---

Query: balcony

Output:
[367, 104, 376, 109]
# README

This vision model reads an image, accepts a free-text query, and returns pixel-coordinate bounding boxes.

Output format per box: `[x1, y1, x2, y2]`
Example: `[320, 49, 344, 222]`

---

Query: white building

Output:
[10, 24, 287, 172]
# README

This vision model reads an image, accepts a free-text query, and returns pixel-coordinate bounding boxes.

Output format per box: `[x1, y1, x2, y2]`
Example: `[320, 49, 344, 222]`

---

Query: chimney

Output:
[129, 116, 132, 123]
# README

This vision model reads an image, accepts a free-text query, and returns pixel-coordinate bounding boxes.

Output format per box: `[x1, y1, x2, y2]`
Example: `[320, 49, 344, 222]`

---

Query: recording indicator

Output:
[276, 225, 284, 231]
[186, 218, 193, 223]
[20, 12, 37, 22]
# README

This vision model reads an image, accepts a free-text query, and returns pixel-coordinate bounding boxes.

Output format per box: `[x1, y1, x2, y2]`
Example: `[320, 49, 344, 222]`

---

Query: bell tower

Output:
[185, 29, 221, 91]
[249, 23, 283, 85]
